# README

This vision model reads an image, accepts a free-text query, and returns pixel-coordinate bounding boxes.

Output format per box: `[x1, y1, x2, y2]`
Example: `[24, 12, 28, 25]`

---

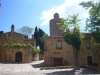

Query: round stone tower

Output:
[49, 13, 64, 36]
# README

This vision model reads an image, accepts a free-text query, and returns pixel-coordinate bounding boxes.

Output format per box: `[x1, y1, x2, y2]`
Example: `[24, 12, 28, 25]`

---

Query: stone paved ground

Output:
[0, 60, 100, 75]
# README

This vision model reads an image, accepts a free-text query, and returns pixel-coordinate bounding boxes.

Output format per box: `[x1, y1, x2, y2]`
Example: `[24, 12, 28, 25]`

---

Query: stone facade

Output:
[0, 25, 37, 63]
[44, 13, 100, 67]
[4, 47, 32, 63]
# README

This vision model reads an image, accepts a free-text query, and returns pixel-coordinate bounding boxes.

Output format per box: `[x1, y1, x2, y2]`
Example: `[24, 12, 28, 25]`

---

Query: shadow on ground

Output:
[43, 68, 100, 75]
[31, 62, 45, 68]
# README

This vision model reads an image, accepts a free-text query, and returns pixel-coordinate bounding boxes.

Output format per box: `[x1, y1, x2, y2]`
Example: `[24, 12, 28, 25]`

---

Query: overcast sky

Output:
[0, 0, 98, 35]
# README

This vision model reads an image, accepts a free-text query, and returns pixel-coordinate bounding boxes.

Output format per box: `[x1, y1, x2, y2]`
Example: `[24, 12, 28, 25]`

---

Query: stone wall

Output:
[39, 53, 44, 60]
[0, 32, 36, 63]
[3, 47, 32, 63]
[44, 36, 100, 67]
[44, 36, 74, 67]
[33, 53, 39, 61]
[85, 66, 100, 72]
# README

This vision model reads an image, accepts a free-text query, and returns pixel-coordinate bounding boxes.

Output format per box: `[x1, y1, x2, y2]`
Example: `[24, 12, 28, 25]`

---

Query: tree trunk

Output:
[73, 46, 80, 70]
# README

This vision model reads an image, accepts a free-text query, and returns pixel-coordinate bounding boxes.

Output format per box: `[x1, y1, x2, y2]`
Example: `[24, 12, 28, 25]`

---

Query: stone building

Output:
[44, 13, 100, 67]
[0, 25, 36, 63]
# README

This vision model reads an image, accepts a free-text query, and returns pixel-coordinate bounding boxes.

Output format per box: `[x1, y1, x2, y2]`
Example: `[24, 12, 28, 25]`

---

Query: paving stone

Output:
[0, 60, 99, 75]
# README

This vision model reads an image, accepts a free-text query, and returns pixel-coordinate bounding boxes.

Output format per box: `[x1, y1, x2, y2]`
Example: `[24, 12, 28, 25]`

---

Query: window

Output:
[56, 41, 62, 49]
[86, 41, 90, 49]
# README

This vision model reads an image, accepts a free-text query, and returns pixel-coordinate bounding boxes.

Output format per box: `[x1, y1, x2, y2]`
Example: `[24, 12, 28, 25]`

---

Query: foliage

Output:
[58, 14, 83, 70]
[58, 14, 83, 50]
[27, 43, 32, 47]
[4, 43, 28, 47]
[79, 1, 94, 9]
[80, 1, 100, 46]
[4, 43, 41, 53]
[17, 26, 33, 38]
[64, 27, 83, 50]
[34, 26, 39, 47]
[21, 44, 27, 47]
[34, 26, 48, 53]
[4, 43, 11, 47]
[12, 43, 22, 47]
[32, 46, 41, 53]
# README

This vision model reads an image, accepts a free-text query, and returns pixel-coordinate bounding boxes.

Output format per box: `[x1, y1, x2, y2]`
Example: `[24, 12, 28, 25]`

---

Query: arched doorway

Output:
[15, 52, 22, 62]
[87, 56, 92, 65]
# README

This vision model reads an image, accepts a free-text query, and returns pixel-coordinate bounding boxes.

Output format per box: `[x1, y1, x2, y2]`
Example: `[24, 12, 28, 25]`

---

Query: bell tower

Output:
[49, 13, 64, 36]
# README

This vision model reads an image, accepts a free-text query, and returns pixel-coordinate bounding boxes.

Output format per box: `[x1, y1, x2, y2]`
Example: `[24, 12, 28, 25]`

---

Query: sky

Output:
[0, 0, 98, 36]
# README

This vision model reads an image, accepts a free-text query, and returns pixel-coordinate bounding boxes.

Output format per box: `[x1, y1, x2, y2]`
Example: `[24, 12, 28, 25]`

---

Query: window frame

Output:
[56, 40, 62, 49]
[86, 41, 90, 49]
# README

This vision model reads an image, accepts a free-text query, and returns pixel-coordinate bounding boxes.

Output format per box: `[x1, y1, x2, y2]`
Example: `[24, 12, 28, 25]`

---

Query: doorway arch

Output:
[15, 51, 22, 62]
[87, 56, 92, 65]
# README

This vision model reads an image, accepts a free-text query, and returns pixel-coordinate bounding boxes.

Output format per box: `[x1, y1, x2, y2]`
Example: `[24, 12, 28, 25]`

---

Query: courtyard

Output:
[0, 60, 100, 75]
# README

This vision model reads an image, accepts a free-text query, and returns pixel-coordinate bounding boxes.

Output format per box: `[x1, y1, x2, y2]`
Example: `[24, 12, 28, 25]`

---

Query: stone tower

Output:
[49, 13, 64, 36]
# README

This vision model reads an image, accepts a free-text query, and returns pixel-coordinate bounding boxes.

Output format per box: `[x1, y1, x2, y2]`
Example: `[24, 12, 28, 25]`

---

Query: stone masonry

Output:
[44, 13, 100, 67]
[0, 25, 37, 63]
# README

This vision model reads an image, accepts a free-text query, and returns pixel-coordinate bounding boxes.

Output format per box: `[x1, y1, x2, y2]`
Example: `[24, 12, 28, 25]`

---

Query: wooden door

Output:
[54, 58, 62, 66]
[15, 52, 22, 62]
[87, 56, 92, 65]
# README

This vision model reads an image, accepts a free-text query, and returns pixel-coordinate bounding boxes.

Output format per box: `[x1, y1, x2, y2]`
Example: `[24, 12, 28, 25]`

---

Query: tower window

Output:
[54, 13, 59, 19]
[56, 40, 62, 49]
[86, 41, 90, 49]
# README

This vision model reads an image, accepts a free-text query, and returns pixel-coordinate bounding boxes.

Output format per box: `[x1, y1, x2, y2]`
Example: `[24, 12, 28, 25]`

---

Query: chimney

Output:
[11, 24, 14, 34]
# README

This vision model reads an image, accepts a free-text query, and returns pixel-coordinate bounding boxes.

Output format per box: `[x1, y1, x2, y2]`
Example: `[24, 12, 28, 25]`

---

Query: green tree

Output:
[80, 1, 100, 46]
[58, 14, 83, 70]
[38, 28, 48, 53]
[34, 26, 39, 47]
[34, 26, 48, 53]
[17, 26, 33, 38]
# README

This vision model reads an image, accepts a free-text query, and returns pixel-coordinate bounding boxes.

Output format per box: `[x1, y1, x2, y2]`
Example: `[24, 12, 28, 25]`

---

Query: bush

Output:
[4, 43, 11, 47]
[4, 43, 27, 47]
[92, 63, 98, 66]
[12, 43, 22, 47]
[32, 46, 41, 53]
[27, 43, 32, 47]
[21, 44, 27, 47]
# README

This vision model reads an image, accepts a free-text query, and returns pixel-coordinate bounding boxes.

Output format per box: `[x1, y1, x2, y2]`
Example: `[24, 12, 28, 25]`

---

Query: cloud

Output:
[40, 0, 91, 26]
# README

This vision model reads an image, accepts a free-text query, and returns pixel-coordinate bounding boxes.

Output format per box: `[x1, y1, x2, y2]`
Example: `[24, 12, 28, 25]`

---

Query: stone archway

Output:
[87, 56, 92, 65]
[15, 51, 22, 62]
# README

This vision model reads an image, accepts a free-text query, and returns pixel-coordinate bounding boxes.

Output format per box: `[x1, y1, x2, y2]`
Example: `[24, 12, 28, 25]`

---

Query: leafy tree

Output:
[58, 14, 83, 70]
[80, 1, 100, 46]
[17, 26, 33, 38]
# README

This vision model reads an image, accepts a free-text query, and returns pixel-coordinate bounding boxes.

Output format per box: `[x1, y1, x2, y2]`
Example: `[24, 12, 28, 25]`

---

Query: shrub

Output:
[4, 43, 27, 47]
[12, 43, 22, 47]
[21, 44, 27, 47]
[32, 46, 41, 53]
[4, 43, 11, 47]
[27, 43, 32, 47]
